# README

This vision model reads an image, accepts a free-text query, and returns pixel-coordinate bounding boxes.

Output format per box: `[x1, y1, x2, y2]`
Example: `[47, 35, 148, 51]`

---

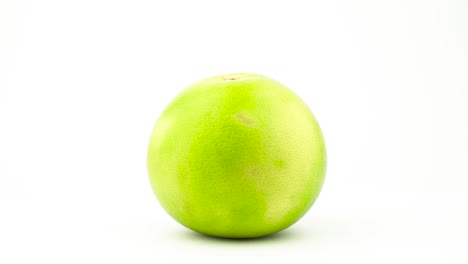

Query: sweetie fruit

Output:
[147, 73, 326, 238]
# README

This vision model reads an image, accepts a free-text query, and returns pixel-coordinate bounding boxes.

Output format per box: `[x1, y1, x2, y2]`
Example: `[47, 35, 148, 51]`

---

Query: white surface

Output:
[2, 0, 468, 263]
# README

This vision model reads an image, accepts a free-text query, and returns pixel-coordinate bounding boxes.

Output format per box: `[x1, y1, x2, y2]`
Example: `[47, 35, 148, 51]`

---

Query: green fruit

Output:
[147, 73, 326, 238]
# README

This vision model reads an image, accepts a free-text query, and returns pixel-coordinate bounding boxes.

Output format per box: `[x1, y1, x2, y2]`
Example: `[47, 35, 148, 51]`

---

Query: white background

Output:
[1, 0, 468, 263]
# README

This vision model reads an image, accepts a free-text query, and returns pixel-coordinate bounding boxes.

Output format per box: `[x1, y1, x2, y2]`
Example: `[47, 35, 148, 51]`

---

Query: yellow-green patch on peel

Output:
[147, 73, 326, 238]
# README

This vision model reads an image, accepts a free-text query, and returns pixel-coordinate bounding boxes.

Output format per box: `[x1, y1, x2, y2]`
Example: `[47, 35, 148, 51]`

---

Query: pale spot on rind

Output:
[235, 112, 254, 127]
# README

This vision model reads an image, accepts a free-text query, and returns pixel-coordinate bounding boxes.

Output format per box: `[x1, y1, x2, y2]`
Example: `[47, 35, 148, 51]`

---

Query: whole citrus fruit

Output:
[147, 73, 326, 238]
